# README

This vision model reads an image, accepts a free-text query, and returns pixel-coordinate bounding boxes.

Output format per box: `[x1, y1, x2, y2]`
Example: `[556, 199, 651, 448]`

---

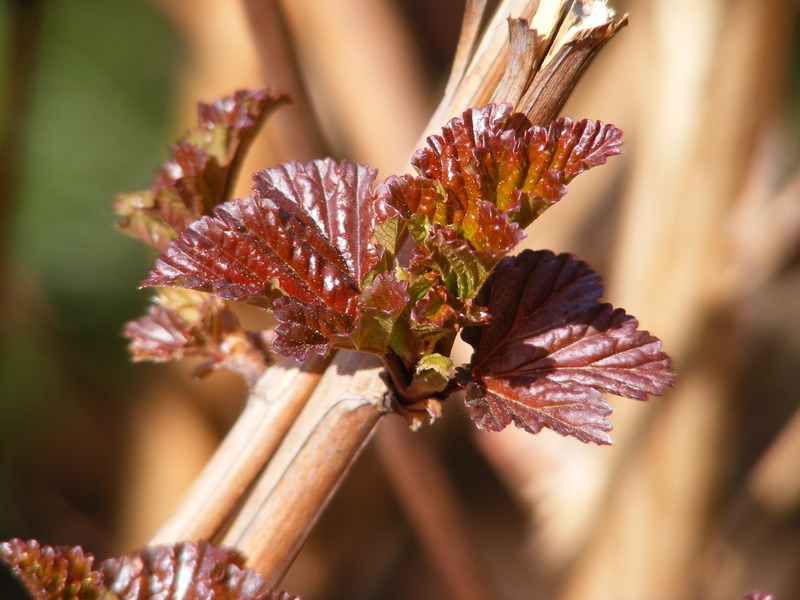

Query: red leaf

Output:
[252, 159, 383, 285]
[123, 290, 273, 385]
[114, 89, 288, 250]
[405, 104, 622, 231]
[461, 200, 525, 256]
[144, 159, 399, 360]
[461, 250, 674, 445]
[145, 159, 382, 311]
[272, 298, 355, 360]
[411, 284, 461, 331]
[351, 272, 410, 354]
[464, 379, 613, 444]
[0, 538, 104, 598]
[411, 103, 527, 221]
[376, 175, 444, 225]
[0, 539, 302, 599]
[358, 271, 410, 314]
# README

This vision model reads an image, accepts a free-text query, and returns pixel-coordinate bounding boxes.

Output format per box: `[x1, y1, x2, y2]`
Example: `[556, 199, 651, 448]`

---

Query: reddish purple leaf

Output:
[114, 88, 288, 250]
[143, 159, 396, 359]
[405, 103, 622, 231]
[412, 284, 461, 331]
[358, 271, 410, 314]
[251, 159, 383, 285]
[145, 159, 381, 309]
[462, 200, 525, 256]
[375, 174, 442, 224]
[125, 301, 198, 362]
[272, 297, 355, 360]
[412, 103, 527, 220]
[463, 378, 613, 444]
[0, 538, 104, 598]
[123, 290, 273, 385]
[410, 218, 524, 305]
[143, 158, 389, 359]
[0, 539, 301, 599]
[461, 249, 674, 445]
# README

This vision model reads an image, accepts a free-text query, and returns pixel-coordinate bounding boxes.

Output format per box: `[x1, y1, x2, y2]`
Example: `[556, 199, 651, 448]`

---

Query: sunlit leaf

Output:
[271, 297, 355, 360]
[461, 250, 674, 444]
[351, 272, 410, 354]
[114, 88, 288, 250]
[146, 158, 382, 307]
[410, 223, 521, 302]
[144, 159, 393, 359]
[387, 103, 622, 239]
[411, 284, 460, 332]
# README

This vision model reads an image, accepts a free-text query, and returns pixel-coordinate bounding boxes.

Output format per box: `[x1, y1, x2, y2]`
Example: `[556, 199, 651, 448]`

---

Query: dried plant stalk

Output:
[557, 0, 797, 598]
[221, 351, 387, 585]
[240, 0, 329, 161]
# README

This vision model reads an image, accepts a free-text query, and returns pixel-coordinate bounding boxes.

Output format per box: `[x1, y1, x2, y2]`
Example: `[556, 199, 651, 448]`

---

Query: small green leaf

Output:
[351, 272, 410, 354]
[411, 228, 496, 301]
[417, 352, 454, 375]
[370, 217, 401, 256]
[396, 353, 455, 402]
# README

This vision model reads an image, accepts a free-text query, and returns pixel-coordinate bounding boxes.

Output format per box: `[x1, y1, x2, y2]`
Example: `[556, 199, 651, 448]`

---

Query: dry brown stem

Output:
[149, 356, 329, 545]
[240, 0, 329, 161]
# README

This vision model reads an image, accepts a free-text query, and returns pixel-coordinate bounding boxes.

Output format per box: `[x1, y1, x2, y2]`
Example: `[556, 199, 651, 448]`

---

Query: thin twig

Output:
[0, 0, 44, 306]
[376, 417, 499, 600]
[240, 0, 330, 161]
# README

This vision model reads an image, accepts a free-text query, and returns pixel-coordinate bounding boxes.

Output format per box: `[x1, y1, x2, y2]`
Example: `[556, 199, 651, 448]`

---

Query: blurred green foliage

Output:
[0, 0, 184, 559]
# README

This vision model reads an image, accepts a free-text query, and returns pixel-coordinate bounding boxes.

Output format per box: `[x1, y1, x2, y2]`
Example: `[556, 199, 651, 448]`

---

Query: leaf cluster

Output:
[133, 96, 673, 444]
[118, 89, 286, 381]
[0, 539, 299, 599]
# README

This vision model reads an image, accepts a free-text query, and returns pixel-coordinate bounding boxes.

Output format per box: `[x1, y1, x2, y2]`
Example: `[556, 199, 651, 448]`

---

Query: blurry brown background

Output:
[1, 0, 799, 598]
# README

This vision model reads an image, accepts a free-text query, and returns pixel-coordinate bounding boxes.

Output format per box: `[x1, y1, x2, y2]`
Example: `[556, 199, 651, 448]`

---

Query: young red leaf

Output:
[351, 271, 410, 354]
[411, 284, 461, 332]
[251, 159, 383, 286]
[272, 297, 355, 360]
[376, 174, 455, 230]
[145, 159, 390, 359]
[0, 538, 104, 598]
[114, 89, 288, 250]
[98, 541, 300, 600]
[123, 290, 273, 385]
[461, 249, 674, 445]
[0, 539, 301, 600]
[395, 103, 622, 235]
